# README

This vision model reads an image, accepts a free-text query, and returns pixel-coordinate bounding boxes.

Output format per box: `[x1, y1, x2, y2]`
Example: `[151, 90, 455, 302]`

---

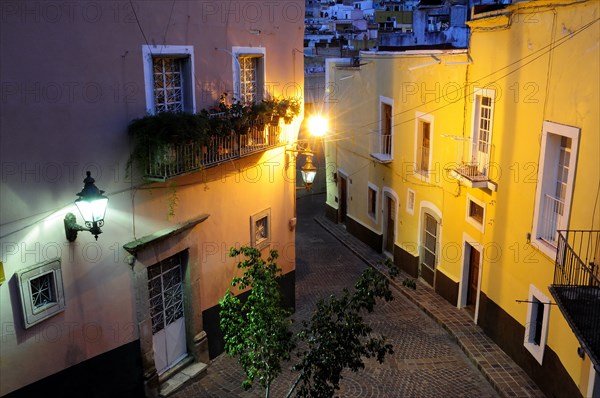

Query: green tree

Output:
[219, 247, 294, 397]
[220, 247, 398, 398]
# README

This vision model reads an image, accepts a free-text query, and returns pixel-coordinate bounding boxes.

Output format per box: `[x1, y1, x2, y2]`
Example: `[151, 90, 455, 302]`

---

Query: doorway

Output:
[383, 195, 396, 256]
[460, 241, 481, 321]
[148, 253, 187, 374]
[339, 174, 348, 224]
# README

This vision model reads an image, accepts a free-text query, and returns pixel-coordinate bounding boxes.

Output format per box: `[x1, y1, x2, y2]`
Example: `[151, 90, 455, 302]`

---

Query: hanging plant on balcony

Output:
[257, 97, 301, 126]
[127, 111, 210, 175]
[202, 94, 253, 136]
[276, 98, 301, 124]
[126, 94, 302, 178]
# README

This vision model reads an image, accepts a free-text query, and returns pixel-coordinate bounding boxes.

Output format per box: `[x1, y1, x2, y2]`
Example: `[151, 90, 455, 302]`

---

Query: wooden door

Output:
[339, 176, 347, 224]
[467, 246, 480, 307]
[384, 196, 395, 255]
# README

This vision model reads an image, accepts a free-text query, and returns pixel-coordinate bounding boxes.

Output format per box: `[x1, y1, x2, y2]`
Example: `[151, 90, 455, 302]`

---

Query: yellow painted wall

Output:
[468, 0, 599, 391]
[325, 0, 599, 393]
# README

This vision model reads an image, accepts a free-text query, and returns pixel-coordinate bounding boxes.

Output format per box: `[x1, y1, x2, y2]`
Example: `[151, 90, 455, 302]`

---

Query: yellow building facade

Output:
[324, 1, 599, 396]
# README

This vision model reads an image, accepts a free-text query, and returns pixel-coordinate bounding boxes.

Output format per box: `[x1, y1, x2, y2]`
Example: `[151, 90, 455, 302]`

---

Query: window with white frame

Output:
[143, 45, 195, 114]
[233, 47, 265, 106]
[17, 259, 66, 328]
[153, 57, 184, 112]
[372, 97, 394, 162]
[406, 189, 415, 215]
[523, 284, 550, 365]
[532, 121, 580, 255]
[421, 211, 440, 271]
[415, 113, 433, 177]
[466, 194, 485, 232]
[470, 88, 495, 177]
[367, 183, 378, 221]
[381, 102, 392, 156]
[251, 208, 271, 250]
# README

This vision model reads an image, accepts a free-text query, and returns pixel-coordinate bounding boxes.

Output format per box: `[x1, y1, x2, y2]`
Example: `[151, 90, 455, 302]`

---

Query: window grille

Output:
[153, 57, 184, 113]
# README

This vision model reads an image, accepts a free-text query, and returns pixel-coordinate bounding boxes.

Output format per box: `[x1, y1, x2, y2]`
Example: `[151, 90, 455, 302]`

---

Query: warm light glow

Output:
[75, 197, 108, 223]
[307, 115, 328, 137]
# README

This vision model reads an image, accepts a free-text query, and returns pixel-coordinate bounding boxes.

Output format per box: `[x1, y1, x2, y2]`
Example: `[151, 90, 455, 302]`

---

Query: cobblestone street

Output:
[171, 193, 507, 398]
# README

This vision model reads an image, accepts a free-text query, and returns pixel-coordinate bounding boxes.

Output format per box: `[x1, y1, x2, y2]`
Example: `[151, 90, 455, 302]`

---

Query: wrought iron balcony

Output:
[144, 123, 283, 181]
[549, 230, 600, 370]
[442, 135, 498, 191]
[370, 133, 393, 163]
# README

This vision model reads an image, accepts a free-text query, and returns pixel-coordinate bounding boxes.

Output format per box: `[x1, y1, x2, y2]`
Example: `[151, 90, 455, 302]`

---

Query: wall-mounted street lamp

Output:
[300, 153, 317, 189]
[288, 115, 328, 191]
[64, 171, 108, 242]
[287, 144, 318, 191]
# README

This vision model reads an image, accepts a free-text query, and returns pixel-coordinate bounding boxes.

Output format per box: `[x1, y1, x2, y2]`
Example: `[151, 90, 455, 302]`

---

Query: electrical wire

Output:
[325, 16, 599, 141]
[129, 0, 151, 53]
[161, 0, 176, 47]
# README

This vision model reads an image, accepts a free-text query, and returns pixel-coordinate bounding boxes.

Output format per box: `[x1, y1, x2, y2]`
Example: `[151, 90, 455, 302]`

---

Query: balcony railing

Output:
[444, 136, 497, 191]
[539, 194, 565, 247]
[145, 123, 283, 181]
[549, 230, 600, 370]
[370, 133, 392, 163]
[452, 162, 488, 182]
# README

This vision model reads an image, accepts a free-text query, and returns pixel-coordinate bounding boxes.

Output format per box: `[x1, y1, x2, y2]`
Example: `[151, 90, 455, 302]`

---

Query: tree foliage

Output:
[219, 247, 294, 395]
[220, 248, 399, 398]
[290, 262, 398, 398]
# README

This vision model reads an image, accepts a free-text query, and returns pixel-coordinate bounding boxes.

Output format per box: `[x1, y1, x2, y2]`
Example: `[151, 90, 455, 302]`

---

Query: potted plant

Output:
[127, 111, 210, 174]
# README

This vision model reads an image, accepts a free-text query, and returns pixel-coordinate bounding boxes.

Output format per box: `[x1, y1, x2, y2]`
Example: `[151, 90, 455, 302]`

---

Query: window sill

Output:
[524, 341, 545, 365]
[449, 169, 497, 191]
[370, 153, 393, 164]
[532, 237, 558, 261]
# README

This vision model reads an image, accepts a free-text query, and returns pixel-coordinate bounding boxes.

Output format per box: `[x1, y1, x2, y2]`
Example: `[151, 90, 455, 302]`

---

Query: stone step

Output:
[159, 361, 208, 397]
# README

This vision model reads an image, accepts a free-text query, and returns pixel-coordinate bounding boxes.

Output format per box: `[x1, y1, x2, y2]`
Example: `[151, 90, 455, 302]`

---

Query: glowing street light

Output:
[307, 115, 328, 137]
[64, 171, 109, 241]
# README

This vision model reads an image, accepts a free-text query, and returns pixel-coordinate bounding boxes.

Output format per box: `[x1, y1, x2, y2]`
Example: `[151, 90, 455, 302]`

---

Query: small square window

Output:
[466, 195, 486, 232]
[17, 259, 65, 328]
[407, 189, 415, 215]
[251, 208, 271, 250]
[469, 201, 484, 224]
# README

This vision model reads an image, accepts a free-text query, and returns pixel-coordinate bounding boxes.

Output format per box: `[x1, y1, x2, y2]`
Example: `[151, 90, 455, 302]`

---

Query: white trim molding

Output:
[523, 284, 551, 365]
[382, 187, 400, 255]
[414, 111, 434, 181]
[250, 208, 272, 250]
[232, 46, 266, 103]
[531, 121, 580, 259]
[458, 233, 483, 324]
[142, 44, 196, 114]
[17, 258, 66, 329]
[418, 201, 443, 271]
[465, 194, 486, 233]
[371, 96, 394, 163]
[367, 182, 379, 223]
[406, 188, 415, 215]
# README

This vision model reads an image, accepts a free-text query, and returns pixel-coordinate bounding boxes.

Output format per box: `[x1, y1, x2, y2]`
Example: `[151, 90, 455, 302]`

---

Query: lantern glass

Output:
[301, 154, 317, 185]
[301, 169, 317, 184]
[75, 197, 108, 224]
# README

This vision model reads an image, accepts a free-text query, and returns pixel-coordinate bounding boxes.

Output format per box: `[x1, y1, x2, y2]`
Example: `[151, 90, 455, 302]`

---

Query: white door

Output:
[148, 255, 187, 374]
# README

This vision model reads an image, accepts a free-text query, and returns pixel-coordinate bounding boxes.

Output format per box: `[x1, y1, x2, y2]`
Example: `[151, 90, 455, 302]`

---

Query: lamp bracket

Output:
[64, 212, 102, 242]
